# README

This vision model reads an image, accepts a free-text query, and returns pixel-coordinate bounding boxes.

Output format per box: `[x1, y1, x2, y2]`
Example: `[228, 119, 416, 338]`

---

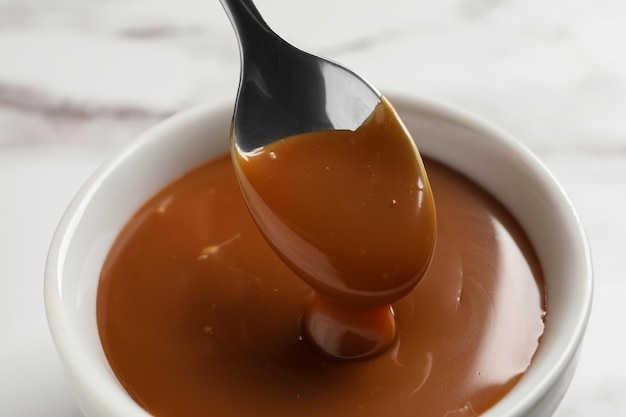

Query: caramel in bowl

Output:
[45, 94, 592, 417]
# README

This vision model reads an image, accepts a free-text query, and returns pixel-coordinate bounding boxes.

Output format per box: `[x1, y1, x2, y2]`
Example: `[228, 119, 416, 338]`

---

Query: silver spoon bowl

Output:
[219, 0, 381, 153]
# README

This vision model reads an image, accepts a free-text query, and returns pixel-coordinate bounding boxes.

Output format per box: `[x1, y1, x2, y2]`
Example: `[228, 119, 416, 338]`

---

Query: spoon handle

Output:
[219, 0, 278, 54]
[219, 0, 380, 152]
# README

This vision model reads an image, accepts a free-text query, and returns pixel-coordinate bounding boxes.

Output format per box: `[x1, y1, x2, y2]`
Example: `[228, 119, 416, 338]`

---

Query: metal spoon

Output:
[219, 0, 381, 153]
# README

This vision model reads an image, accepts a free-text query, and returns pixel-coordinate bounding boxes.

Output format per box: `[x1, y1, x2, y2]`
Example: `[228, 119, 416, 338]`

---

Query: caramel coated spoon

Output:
[219, 0, 436, 360]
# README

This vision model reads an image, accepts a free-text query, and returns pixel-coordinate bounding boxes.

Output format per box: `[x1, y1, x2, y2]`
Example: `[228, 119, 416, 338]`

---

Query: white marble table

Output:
[1, 0, 624, 415]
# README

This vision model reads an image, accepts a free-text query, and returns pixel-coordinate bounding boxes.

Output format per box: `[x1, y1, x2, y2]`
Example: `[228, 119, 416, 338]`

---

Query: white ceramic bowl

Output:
[45, 95, 592, 417]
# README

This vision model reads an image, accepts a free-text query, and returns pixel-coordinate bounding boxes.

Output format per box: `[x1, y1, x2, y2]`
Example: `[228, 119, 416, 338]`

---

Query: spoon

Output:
[219, 0, 436, 361]
[219, 0, 381, 152]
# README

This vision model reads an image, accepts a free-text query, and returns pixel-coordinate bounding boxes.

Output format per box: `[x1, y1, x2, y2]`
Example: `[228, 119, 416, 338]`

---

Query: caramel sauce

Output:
[233, 98, 436, 307]
[233, 97, 436, 359]
[98, 153, 546, 416]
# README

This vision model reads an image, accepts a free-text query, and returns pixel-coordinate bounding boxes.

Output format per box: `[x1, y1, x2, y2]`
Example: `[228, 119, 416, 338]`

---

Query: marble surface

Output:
[0, 0, 624, 415]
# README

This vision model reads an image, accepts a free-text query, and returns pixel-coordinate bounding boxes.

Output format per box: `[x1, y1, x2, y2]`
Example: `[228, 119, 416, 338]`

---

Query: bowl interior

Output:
[45, 97, 592, 417]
